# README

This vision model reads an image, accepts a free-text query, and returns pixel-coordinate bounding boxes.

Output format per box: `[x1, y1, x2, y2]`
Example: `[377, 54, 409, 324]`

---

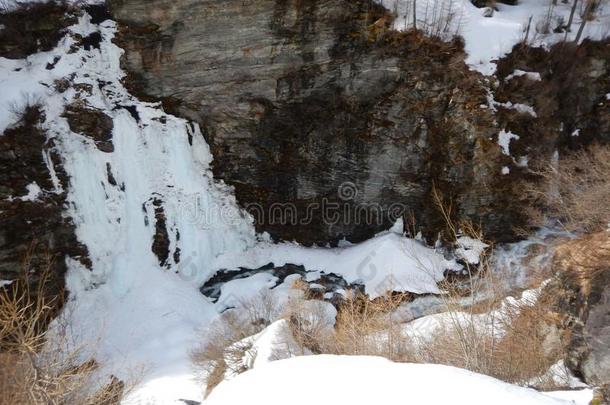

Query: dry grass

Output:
[0, 254, 125, 405]
[553, 230, 610, 295]
[319, 291, 412, 361]
[282, 278, 561, 388]
[191, 291, 281, 397]
[527, 143, 610, 233]
[196, 187, 569, 395]
[196, 272, 563, 394]
[192, 312, 257, 397]
[415, 290, 560, 385]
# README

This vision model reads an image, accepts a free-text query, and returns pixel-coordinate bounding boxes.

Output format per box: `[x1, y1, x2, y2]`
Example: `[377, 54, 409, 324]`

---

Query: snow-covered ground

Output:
[377, 0, 610, 74]
[205, 355, 592, 405]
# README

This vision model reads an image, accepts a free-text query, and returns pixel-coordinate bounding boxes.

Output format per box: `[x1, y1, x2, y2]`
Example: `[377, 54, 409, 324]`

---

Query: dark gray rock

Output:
[108, 0, 608, 246]
[0, 2, 76, 59]
[63, 103, 115, 153]
[581, 269, 610, 385]
[553, 232, 610, 386]
[109, 0, 517, 245]
[0, 106, 89, 305]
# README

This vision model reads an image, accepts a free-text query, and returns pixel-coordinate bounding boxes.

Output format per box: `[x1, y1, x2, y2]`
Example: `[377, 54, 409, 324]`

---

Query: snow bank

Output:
[401, 282, 547, 342]
[456, 235, 488, 264]
[213, 229, 460, 299]
[205, 355, 574, 405]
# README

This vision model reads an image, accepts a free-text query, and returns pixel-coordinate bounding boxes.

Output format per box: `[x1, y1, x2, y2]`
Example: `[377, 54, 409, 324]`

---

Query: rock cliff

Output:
[109, 0, 608, 245]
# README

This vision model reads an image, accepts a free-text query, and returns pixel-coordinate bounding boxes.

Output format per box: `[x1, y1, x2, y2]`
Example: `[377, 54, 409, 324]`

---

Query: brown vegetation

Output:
[191, 292, 281, 397]
[528, 143, 610, 233]
[0, 256, 125, 405]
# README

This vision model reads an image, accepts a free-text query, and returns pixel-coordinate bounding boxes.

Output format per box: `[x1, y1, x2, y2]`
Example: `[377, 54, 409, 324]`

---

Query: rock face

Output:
[0, 2, 76, 59]
[63, 102, 115, 153]
[108, 0, 607, 245]
[495, 40, 610, 153]
[552, 232, 610, 385]
[0, 106, 89, 302]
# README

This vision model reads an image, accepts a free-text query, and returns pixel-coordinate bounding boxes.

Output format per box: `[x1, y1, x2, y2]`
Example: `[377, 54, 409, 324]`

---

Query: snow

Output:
[456, 235, 488, 264]
[487, 91, 538, 117]
[205, 355, 575, 405]
[213, 231, 461, 299]
[502, 166, 511, 174]
[506, 69, 542, 81]
[216, 273, 279, 311]
[5, 182, 42, 202]
[532, 360, 589, 389]
[21, 182, 42, 201]
[377, 0, 610, 75]
[401, 282, 547, 343]
[245, 320, 306, 368]
[508, 102, 538, 117]
[498, 129, 520, 155]
[544, 389, 594, 404]
[0, 279, 14, 287]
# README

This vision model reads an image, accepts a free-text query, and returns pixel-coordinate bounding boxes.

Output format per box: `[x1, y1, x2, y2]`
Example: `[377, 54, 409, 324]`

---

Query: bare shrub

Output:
[0, 256, 125, 405]
[419, 0, 462, 39]
[408, 292, 561, 387]
[283, 293, 335, 356]
[283, 288, 415, 362]
[389, 0, 462, 39]
[192, 312, 258, 397]
[527, 143, 610, 233]
[196, 186, 568, 393]
[192, 291, 280, 397]
[8, 95, 44, 127]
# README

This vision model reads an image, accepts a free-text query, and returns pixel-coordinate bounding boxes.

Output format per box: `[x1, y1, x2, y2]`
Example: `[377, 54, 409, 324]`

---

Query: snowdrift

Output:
[205, 355, 575, 405]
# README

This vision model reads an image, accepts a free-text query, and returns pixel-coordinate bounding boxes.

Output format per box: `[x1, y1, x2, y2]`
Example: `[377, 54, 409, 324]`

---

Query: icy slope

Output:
[204, 355, 576, 405]
[1, 11, 257, 403]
